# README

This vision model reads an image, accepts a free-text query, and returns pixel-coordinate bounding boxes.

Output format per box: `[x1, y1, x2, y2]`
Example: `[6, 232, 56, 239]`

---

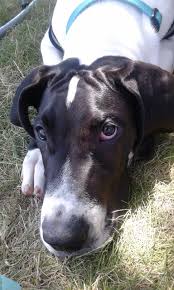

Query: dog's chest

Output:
[51, 1, 174, 70]
[52, 0, 174, 41]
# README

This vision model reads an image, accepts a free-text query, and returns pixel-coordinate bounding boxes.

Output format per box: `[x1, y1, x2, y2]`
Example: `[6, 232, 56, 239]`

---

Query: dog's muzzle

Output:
[40, 192, 112, 257]
[42, 213, 89, 252]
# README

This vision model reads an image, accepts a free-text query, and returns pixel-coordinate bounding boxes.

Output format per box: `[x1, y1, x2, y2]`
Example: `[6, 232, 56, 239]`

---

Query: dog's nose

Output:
[42, 214, 89, 252]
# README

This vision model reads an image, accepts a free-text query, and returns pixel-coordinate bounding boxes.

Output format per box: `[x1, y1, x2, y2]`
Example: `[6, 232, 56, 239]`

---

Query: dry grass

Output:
[0, 0, 20, 25]
[0, 1, 174, 289]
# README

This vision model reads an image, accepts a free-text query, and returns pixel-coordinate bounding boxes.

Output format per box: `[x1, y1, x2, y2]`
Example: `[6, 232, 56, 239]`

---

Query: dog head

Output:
[10, 56, 174, 257]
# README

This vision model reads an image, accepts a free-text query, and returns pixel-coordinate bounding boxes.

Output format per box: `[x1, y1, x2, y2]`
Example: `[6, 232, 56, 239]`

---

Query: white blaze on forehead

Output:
[66, 75, 80, 108]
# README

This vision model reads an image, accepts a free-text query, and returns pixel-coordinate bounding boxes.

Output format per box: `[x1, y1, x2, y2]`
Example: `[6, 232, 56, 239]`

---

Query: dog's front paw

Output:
[21, 148, 45, 198]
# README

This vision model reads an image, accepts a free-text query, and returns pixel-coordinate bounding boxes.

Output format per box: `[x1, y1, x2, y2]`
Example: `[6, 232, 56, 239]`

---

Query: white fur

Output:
[21, 149, 45, 197]
[127, 151, 134, 167]
[40, 29, 63, 65]
[66, 76, 80, 108]
[41, 0, 174, 71]
[40, 157, 111, 255]
[40, 195, 109, 256]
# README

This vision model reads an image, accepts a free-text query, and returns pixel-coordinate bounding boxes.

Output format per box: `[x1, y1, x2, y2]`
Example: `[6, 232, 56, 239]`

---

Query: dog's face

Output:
[10, 57, 174, 257]
[35, 67, 136, 256]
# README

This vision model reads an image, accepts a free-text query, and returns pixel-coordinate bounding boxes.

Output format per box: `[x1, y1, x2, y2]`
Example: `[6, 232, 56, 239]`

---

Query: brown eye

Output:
[100, 122, 118, 140]
[35, 126, 46, 141]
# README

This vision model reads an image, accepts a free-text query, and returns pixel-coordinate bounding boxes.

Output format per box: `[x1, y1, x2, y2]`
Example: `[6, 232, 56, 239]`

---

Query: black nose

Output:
[42, 215, 89, 252]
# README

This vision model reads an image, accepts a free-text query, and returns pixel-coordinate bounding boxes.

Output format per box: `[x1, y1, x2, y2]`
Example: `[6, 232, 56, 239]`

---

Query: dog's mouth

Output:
[40, 226, 114, 258]
[39, 190, 119, 257]
[40, 213, 117, 258]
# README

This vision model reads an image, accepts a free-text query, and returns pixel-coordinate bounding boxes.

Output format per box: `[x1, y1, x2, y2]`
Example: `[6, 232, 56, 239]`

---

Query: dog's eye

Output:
[100, 122, 118, 140]
[35, 126, 46, 141]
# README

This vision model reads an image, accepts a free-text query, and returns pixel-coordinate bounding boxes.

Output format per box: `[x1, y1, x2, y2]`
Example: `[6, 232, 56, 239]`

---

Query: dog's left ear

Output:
[105, 58, 174, 151]
[10, 58, 80, 137]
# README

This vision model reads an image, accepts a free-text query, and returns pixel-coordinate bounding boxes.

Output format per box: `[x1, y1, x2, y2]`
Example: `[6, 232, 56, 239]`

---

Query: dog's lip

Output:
[40, 216, 117, 258]
[42, 235, 114, 258]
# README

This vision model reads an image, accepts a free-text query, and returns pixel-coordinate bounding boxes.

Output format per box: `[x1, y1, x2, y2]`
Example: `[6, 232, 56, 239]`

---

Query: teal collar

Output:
[66, 0, 162, 34]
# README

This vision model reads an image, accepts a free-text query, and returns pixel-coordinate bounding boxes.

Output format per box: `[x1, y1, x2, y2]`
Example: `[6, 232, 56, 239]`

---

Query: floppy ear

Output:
[10, 58, 80, 138]
[104, 57, 174, 151]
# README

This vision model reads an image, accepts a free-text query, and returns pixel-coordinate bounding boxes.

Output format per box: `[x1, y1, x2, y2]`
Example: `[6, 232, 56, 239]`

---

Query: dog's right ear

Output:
[10, 58, 80, 138]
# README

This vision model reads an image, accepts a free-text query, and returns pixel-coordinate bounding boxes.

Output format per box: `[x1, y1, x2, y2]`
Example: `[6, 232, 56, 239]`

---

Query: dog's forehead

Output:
[40, 71, 128, 127]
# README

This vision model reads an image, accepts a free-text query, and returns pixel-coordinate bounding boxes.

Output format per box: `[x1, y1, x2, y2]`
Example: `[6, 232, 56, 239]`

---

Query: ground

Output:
[0, 1, 174, 289]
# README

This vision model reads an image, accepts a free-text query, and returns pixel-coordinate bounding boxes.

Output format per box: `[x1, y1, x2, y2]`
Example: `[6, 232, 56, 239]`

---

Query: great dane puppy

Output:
[10, 0, 174, 257]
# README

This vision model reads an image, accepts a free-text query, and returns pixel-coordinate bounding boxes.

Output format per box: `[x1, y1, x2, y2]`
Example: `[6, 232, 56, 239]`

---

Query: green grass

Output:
[0, 0, 20, 25]
[0, 1, 174, 289]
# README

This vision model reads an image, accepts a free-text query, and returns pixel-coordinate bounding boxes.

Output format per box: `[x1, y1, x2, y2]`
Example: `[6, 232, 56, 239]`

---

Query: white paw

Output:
[21, 148, 45, 198]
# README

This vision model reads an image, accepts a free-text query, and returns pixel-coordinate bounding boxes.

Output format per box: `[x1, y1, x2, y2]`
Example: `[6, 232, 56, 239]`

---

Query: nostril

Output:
[42, 216, 89, 252]
[42, 219, 57, 246]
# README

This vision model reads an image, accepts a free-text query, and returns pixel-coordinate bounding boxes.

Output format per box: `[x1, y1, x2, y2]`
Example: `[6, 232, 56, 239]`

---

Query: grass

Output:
[0, 1, 174, 289]
[0, 0, 20, 25]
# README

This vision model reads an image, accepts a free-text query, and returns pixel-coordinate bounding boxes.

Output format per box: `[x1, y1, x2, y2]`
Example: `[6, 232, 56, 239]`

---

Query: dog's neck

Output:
[63, 1, 159, 66]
